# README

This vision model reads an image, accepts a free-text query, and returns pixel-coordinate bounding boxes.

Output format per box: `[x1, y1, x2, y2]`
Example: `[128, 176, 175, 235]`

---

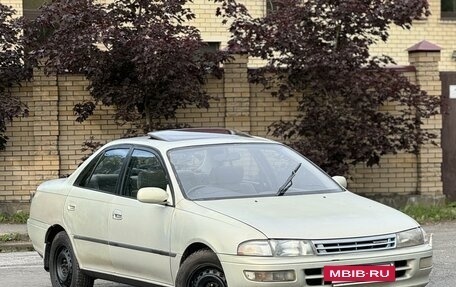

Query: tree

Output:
[214, 0, 439, 175]
[24, 0, 229, 131]
[0, 4, 30, 150]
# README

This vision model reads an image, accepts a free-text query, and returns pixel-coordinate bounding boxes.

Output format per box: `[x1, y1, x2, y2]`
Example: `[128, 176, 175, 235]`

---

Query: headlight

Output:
[238, 240, 273, 256]
[238, 240, 314, 257]
[396, 227, 425, 248]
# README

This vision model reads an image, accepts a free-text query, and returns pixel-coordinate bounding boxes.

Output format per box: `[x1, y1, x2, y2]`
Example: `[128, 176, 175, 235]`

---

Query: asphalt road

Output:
[0, 221, 454, 286]
[0, 252, 130, 287]
[424, 221, 456, 286]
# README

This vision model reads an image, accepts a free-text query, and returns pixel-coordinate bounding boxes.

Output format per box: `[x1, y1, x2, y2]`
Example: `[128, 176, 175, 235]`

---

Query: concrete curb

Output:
[0, 241, 33, 252]
[0, 225, 32, 252]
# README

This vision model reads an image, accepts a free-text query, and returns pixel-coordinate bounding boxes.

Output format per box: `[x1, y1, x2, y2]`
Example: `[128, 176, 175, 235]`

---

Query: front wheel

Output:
[49, 231, 94, 287]
[176, 249, 228, 287]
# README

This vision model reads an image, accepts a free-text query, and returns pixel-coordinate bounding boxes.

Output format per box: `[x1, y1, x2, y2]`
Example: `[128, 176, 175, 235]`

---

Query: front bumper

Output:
[219, 244, 432, 287]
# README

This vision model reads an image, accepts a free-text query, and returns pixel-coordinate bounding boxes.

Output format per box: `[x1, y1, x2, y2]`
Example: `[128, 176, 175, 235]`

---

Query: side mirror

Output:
[332, 176, 347, 189]
[137, 187, 169, 204]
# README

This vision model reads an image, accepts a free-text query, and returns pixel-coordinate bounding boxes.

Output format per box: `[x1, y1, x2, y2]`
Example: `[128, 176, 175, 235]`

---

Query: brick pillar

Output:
[223, 54, 251, 132]
[32, 68, 60, 182]
[407, 41, 444, 199]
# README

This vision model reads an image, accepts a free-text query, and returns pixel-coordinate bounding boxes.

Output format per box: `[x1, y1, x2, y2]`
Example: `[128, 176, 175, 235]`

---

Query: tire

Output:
[176, 249, 228, 287]
[49, 231, 94, 287]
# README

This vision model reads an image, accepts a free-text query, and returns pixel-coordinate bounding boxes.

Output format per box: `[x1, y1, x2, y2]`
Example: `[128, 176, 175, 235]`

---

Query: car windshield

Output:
[168, 143, 343, 200]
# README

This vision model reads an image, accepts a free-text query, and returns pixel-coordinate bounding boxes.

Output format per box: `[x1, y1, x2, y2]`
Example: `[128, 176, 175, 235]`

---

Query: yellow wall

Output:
[3, 0, 453, 70]
[0, 52, 443, 208]
[187, 0, 265, 47]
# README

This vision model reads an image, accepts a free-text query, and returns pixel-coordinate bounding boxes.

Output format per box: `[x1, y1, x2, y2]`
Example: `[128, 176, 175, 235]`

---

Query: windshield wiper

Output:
[276, 163, 302, 196]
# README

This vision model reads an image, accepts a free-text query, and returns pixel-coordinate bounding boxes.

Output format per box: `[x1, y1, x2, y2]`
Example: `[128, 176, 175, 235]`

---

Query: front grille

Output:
[312, 234, 396, 255]
[303, 260, 411, 286]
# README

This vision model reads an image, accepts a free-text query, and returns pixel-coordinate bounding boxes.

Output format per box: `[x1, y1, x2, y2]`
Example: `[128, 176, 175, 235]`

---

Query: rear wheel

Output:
[176, 249, 227, 287]
[49, 231, 94, 287]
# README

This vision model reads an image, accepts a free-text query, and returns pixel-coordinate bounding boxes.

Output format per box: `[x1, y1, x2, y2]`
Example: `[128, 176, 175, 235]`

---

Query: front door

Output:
[109, 149, 174, 285]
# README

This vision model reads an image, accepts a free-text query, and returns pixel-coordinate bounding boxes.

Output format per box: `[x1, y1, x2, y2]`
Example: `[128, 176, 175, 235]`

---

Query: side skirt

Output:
[82, 270, 170, 287]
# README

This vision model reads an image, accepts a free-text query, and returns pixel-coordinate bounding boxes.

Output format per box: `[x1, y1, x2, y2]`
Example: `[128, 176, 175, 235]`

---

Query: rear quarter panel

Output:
[27, 179, 69, 254]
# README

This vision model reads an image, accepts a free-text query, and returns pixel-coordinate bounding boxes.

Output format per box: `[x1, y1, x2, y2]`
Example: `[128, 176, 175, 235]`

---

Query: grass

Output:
[401, 202, 456, 224]
[0, 233, 21, 243]
[0, 211, 29, 224]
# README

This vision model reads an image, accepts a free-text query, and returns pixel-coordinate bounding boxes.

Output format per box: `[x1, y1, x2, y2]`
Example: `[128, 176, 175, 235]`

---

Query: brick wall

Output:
[350, 70, 420, 196]
[0, 49, 444, 212]
[0, 72, 133, 212]
[0, 83, 32, 205]
[56, 74, 134, 175]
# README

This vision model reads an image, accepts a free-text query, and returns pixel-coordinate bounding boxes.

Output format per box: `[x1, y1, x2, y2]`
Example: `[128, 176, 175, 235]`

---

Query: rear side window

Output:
[79, 148, 129, 194]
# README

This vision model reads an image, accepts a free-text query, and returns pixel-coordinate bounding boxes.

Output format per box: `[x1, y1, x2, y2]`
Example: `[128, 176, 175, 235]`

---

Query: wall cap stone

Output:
[407, 40, 441, 53]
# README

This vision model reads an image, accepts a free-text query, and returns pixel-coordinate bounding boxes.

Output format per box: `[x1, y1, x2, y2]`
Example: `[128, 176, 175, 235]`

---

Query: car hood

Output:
[195, 191, 418, 239]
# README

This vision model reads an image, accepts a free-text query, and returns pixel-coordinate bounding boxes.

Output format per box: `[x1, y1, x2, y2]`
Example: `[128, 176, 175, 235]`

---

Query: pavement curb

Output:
[0, 241, 33, 252]
[0, 229, 32, 252]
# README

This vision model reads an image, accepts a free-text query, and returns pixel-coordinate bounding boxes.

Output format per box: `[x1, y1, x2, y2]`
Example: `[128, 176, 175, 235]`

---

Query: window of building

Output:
[266, 0, 279, 15]
[23, 0, 47, 20]
[200, 42, 220, 54]
[442, 0, 456, 19]
[196, 42, 221, 68]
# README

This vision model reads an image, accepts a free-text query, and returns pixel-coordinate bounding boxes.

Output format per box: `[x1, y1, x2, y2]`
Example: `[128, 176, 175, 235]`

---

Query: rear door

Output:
[64, 147, 130, 273]
[108, 148, 175, 285]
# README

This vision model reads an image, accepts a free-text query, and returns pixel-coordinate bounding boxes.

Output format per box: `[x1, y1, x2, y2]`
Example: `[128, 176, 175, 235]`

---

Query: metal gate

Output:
[440, 72, 456, 200]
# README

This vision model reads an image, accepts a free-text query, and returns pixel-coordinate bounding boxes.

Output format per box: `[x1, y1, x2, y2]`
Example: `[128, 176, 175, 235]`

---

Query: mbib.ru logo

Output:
[324, 265, 395, 283]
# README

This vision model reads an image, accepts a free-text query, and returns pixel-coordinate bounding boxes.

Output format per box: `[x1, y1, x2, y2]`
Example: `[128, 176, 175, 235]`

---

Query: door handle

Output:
[112, 210, 123, 220]
[67, 204, 76, 211]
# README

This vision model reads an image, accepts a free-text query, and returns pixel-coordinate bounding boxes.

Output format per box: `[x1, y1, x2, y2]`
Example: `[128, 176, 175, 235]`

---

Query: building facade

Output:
[9, 0, 456, 70]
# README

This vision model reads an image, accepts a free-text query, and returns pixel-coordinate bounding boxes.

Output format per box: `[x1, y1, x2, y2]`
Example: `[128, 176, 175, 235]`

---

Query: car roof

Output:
[102, 128, 275, 151]
[148, 129, 252, 141]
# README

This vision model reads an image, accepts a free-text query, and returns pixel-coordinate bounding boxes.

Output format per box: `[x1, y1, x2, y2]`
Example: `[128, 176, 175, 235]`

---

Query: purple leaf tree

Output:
[214, 0, 439, 175]
[24, 0, 230, 131]
[0, 4, 30, 150]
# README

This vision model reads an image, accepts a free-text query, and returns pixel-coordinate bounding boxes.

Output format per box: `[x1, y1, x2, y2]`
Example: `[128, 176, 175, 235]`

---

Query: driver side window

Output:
[124, 150, 168, 198]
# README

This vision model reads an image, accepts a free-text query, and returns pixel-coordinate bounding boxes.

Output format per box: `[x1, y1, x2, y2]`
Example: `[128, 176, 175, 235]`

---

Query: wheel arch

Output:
[180, 242, 214, 266]
[44, 224, 66, 271]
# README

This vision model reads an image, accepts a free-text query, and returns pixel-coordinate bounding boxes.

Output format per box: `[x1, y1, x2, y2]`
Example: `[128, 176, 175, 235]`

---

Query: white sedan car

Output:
[27, 129, 432, 287]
